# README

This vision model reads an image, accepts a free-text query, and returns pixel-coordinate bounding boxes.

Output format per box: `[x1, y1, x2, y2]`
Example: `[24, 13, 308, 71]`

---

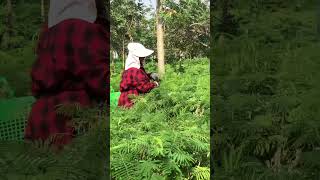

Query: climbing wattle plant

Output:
[0, 103, 109, 180]
[0, 77, 14, 99]
[111, 58, 210, 179]
[212, 1, 320, 179]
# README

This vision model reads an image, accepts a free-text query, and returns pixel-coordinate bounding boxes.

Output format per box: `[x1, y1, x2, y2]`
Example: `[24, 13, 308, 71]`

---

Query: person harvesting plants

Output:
[118, 43, 160, 108]
[24, 0, 109, 149]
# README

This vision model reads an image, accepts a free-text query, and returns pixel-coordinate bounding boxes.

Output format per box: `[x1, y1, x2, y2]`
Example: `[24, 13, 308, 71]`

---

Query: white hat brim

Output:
[133, 48, 154, 57]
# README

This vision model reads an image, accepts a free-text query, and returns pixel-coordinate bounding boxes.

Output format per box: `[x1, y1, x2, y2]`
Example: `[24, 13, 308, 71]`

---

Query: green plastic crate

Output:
[0, 96, 35, 141]
[110, 86, 120, 107]
[0, 91, 120, 141]
[110, 92, 120, 107]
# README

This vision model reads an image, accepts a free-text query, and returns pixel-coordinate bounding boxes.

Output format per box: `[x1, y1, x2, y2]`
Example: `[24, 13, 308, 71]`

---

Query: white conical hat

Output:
[125, 43, 154, 70]
[127, 42, 154, 57]
[48, 0, 97, 28]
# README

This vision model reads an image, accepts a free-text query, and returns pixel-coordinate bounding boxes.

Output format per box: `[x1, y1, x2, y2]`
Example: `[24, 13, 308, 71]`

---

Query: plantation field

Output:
[110, 58, 210, 179]
[212, 1, 320, 179]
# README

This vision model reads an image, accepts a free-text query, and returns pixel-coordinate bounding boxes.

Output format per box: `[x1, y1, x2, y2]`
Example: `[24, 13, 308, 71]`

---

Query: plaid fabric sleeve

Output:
[72, 25, 109, 102]
[31, 49, 55, 99]
[135, 69, 156, 93]
[31, 20, 109, 101]
[31, 74, 41, 99]
[140, 67, 155, 81]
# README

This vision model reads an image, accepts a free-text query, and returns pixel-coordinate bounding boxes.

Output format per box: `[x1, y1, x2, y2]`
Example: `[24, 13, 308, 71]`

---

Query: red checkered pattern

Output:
[118, 67, 156, 108]
[25, 18, 109, 147]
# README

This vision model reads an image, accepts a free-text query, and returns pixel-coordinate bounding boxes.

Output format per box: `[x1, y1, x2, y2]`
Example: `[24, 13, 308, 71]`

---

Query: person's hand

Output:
[150, 73, 160, 82]
[154, 81, 160, 87]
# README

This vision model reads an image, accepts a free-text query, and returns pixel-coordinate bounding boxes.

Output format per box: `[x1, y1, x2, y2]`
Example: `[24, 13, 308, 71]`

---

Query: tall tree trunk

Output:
[111, 50, 115, 76]
[6, 0, 13, 35]
[41, 0, 45, 22]
[45, 0, 49, 18]
[156, 0, 165, 76]
[317, 0, 320, 40]
[122, 38, 125, 69]
[1, 0, 13, 48]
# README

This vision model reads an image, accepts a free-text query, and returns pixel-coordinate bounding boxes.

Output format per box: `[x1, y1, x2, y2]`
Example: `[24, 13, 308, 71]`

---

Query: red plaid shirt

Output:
[118, 67, 156, 108]
[25, 19, 109, 147]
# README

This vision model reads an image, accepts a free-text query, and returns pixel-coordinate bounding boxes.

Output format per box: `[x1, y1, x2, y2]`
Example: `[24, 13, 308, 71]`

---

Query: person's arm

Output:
[140, 67, 156, 80]
[76, 57, 109, 104]
[31, 77, 41, 99]
[135, 69, 158, 93]
[79, 62, 108, 100]
[73, 26, 109, 103]
[31, 56, 59, 99]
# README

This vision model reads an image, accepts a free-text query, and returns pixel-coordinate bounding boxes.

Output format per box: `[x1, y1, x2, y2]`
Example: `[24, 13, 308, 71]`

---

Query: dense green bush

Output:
[0, 44, 35, 97]
[212, 1, 320, 179]
[0, 58, 210, 180]
[0, 76, 14, 99]
[0, 0, 40, 97]
[111, 58, 210, 179]
[0, 104, 109, 180]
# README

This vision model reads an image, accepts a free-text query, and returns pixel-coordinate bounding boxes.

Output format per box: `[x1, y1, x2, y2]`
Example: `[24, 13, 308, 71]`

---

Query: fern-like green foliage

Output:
[0, 103, 109, 180]
[111, 58, 210, 179]
[0, 76, 14, 99]
[212, 1, 320, 179]
[0, 1, 42, 97]
[192, 166, 210, 180]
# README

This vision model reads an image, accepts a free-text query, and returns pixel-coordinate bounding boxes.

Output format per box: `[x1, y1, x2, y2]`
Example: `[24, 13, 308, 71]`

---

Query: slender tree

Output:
[317, 0, 320, 40]
[41, 0, 45, 22]
[6, 0, 13, 30]
[156, 0, 165, 76]
[1, 0, 13, 49]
